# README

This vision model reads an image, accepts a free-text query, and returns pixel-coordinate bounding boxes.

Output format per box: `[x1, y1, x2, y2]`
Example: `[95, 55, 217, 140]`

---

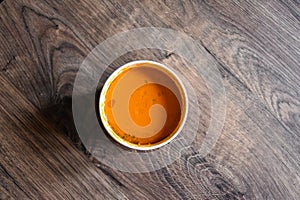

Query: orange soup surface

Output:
[104, 65, 182, 145]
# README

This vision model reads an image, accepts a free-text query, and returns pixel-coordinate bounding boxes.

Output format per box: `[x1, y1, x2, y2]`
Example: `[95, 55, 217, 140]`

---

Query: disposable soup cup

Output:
[99, 60, 188, 150]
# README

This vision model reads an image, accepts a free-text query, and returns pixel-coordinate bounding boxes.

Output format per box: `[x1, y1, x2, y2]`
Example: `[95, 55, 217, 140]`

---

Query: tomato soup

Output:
[99, 61, 188, 150]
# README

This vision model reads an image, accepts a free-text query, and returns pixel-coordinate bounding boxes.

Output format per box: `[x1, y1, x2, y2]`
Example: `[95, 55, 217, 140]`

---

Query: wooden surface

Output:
[0, 0, 299, 199]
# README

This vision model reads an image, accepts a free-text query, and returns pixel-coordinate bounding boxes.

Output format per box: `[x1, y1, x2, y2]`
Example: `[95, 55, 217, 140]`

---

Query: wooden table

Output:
[1, 0, 299, 199]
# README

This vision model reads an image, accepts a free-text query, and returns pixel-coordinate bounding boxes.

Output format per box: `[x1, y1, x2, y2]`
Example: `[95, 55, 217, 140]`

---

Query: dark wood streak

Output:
[199, 39, 253, 93]
[97, 165, 126, 188]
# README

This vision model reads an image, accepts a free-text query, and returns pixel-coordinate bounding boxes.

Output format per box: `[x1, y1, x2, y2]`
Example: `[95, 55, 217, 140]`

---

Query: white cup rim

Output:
[99, 60, 189, 150]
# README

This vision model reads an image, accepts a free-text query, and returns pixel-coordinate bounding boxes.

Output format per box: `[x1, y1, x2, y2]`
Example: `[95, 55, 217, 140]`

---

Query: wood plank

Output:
[0, 0, 299, 199]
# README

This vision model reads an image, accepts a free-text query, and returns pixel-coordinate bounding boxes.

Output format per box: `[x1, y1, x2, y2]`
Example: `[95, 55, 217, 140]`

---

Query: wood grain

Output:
[0, 0, 299, 199]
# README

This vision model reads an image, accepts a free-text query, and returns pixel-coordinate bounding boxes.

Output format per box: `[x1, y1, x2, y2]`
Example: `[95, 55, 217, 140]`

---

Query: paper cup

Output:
[99, 60, 188, 150]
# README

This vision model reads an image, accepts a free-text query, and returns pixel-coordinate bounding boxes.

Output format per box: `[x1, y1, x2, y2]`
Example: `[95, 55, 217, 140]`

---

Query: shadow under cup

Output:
[99, 60, 188, 150]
